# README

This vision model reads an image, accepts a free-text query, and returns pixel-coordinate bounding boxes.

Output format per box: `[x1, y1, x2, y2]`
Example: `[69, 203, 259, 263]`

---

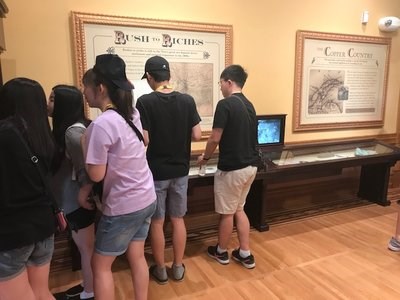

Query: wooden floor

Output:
[49, 203, 400, 299]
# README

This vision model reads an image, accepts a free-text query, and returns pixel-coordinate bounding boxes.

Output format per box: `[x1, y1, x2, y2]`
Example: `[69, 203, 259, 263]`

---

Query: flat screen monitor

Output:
[256, 114, 286, 148]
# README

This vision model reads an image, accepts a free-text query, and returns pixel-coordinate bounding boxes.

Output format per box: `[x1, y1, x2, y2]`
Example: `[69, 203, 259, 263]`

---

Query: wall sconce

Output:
[378, 16, 400, 32]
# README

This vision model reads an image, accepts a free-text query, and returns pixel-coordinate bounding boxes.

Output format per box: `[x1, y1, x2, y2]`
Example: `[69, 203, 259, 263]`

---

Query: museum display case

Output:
[187, 139, 400, 231]
[244, 139, 400, 231]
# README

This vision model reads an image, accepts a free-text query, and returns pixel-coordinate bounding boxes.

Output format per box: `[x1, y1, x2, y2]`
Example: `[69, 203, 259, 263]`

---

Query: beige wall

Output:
[2, 0, 400, 144]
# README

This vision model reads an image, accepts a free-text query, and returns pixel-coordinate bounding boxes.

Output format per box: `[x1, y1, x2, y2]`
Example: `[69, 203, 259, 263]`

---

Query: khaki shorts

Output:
[214, 166, 257, 214]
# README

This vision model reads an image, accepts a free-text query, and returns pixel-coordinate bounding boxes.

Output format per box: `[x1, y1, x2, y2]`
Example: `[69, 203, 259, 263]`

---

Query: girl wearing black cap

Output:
[81, 54, 156, 300]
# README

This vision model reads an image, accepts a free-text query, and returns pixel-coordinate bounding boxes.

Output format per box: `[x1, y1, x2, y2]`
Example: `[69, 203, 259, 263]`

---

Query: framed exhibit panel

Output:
[71, 12, 232, 135]
[0, 0, 8, 53]
[293, 30, 391, 131]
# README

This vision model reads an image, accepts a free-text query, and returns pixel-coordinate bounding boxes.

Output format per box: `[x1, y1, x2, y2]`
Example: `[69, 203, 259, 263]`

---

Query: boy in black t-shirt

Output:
[198, 65, 259, 269]
[136, 56, 202, 284]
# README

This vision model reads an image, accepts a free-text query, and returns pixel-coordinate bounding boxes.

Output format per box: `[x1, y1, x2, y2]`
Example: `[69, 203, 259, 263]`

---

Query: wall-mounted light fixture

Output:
[361, 11, 369, 25]
[378, 16, 400, 32]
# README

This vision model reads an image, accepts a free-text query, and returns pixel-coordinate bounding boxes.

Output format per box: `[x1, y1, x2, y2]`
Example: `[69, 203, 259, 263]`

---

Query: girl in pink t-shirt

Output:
[82, 54, 156, 300]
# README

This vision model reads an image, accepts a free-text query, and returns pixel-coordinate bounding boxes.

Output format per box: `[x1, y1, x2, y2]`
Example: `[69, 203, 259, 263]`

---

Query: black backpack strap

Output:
[107, 108, 144, 144]
[9, 125, 59, 210]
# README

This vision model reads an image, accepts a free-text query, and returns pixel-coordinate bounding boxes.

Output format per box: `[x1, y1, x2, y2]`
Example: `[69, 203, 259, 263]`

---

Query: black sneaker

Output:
[232, 248, 255, 269]
[65, 283, 84, 297]
[207, 245, 229, 265]
[52, 292, 67, 300]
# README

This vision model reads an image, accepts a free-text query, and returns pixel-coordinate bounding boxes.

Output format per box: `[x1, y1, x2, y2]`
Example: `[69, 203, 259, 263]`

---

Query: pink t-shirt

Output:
[85, 108, 156, 216]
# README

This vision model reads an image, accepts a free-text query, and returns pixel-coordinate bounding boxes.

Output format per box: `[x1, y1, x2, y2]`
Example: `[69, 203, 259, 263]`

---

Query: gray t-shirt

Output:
[51, 124, 91, 214]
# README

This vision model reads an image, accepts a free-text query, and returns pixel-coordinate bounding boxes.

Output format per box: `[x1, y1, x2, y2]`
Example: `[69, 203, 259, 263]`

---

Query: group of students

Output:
[0, 53, 261, 300]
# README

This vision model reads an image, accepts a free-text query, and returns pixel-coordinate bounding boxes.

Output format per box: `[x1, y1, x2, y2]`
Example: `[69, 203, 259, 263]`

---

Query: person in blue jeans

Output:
[0, 78, 56, 300]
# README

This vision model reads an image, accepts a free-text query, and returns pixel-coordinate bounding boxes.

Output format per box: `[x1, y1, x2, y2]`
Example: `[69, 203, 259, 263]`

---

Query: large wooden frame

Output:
[71, 12, 232, 135]
[293, 30, 391, 132]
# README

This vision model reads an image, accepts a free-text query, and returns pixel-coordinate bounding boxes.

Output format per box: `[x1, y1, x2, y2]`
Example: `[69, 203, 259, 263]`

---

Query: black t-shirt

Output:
[213, 93, 259, 171]
[136, 91, 201, 180]
[0, 120, 55, 251]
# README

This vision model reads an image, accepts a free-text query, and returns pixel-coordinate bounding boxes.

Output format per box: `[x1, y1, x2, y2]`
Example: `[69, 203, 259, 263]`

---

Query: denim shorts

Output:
[153, 176, 188, 219]
[95, 201, 156, 256]
[0, 235, 54, 281]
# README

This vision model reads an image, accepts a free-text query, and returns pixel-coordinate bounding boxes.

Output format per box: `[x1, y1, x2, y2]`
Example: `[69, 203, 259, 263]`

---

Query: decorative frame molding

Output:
[71, 12, 232, 135]
[293, 30, 391, 131]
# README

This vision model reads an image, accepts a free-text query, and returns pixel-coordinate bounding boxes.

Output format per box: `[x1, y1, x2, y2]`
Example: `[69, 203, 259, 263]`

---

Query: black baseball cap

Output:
[93, 54, 134, 91]
[141, 56, 170, 79]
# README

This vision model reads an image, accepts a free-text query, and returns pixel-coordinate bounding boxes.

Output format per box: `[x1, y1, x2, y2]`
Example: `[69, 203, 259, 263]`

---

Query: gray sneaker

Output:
[149, 265, 168, 285]
[172, 263, 185, 281]
[388, 237, 400, 251]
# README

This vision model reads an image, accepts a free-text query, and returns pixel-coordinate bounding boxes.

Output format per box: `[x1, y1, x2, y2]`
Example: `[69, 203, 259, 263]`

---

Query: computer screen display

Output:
[256, 114, 286, 147]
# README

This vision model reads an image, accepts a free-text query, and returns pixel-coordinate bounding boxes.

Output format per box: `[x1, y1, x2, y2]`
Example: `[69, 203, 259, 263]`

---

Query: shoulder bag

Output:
[10, 125, 68, 232]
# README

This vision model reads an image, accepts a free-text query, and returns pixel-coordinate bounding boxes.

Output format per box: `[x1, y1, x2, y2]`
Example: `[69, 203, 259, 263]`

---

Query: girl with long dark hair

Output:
[0, 78, 56, 300]
[49, 85, 96, 300]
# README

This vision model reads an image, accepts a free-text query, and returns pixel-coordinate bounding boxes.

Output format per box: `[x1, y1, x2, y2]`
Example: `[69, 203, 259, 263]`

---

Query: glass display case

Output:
[188, 139, 400, 232]
[269, 141, 394, 166]
[243, 139, 400, 231]
[261, 139, 400, 170]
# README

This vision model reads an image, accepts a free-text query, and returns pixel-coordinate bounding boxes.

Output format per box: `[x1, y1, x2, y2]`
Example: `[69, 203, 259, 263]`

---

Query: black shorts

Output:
[66, 207, 96, 232]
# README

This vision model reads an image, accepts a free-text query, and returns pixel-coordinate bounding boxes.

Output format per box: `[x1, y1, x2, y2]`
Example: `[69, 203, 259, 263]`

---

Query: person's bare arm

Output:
[78, 183, 95, 210]
[197, 128, 223, 165]
[191, 124, 202, 141]
[143, 129, 149, 146]
[86, 164, 107, 183]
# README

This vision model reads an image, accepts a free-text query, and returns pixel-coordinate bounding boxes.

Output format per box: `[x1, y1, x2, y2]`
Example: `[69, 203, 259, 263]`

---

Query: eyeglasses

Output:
[218, 80, 227, 86]
[218, 79, 231, 86]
